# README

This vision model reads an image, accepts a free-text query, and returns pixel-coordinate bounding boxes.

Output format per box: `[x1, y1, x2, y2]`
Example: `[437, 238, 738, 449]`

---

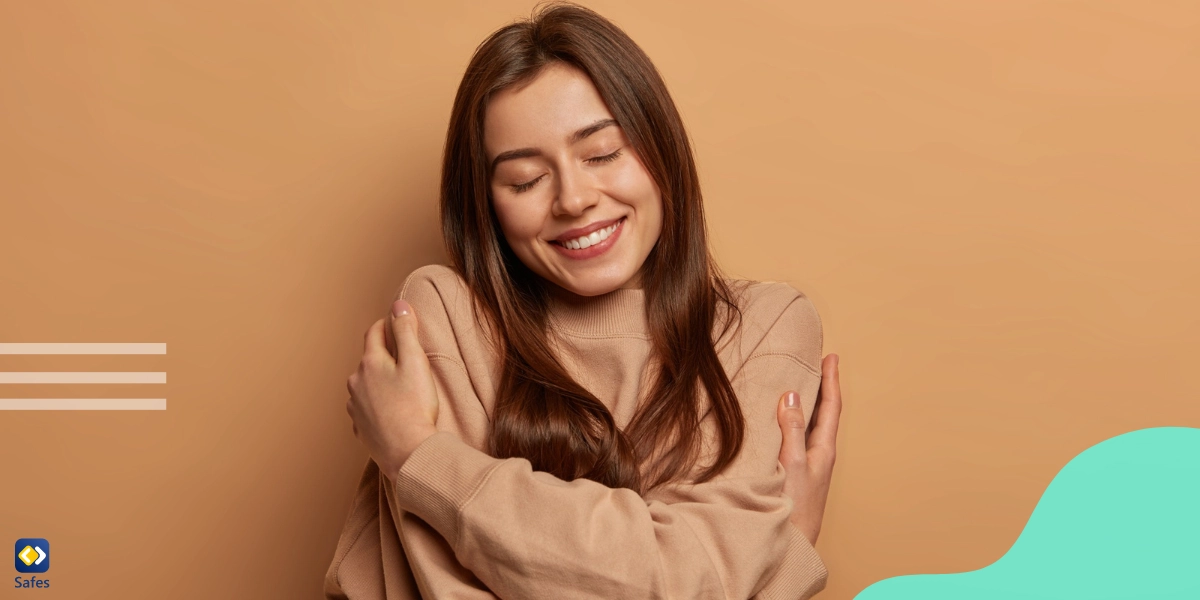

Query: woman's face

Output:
[484, 61, 663, 298]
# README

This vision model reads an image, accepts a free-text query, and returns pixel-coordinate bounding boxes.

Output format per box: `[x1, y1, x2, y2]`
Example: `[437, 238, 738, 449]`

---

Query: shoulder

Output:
[393, 264, 476, 323]
[392, 264, 478, 358]
[396, 264, 469, 303]
[721, 278, 823, 377]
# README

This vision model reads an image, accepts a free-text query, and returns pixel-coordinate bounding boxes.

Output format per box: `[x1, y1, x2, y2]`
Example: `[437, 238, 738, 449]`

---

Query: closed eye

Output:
[511, 175, 543, 194]
[509, 149, 624, 193]
[587, 148, 623, 164]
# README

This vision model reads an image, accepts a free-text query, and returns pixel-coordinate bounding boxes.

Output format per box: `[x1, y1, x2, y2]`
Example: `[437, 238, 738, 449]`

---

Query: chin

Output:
[556, 272, 633, 297]
[559, 281, 614, 297]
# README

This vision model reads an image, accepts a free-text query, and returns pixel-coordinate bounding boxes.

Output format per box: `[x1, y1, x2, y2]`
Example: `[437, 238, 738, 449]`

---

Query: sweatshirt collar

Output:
[545, 284, 649, 337]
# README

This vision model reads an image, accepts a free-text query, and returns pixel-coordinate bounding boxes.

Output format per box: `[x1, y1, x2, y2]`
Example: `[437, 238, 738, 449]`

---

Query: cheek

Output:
[491, 196, 542, 244]
[610, 153, 659, 207]
[614, 169, 662, 229]
[644, 198, 664, 248]
[633, 177, 664, 242]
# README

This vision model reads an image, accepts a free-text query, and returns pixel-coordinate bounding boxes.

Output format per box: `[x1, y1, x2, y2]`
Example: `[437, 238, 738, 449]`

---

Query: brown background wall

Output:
[1, 1, 1197, 598]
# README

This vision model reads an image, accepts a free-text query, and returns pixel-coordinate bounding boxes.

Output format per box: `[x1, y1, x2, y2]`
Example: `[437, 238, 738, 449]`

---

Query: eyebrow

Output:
[489, 118, 618, 174]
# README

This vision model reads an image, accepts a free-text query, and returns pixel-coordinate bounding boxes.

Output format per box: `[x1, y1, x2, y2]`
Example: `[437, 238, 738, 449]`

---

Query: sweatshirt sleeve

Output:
[323, 265, 504, 600]
[323, 458, 423, 599]
[391, 288, 829, 600]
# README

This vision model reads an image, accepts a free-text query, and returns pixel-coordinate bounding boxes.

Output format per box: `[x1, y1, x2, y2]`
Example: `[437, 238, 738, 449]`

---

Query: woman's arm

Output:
[783, 354, 841, 546]
[324, 458, 419, 599]
[383, 279, 827, 600]
[326, 267, 507, 599]
[752, 353, 841, 600]
[331, 267, 828, 599]
[325, 397, 503, 599]
[326, 379, 833, 600]
[390, 351, 825, 600]
[327, 358, 837, 600]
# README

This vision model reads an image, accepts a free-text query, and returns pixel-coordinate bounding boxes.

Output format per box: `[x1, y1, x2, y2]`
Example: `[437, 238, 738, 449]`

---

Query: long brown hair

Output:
[440, 1, 745, 496]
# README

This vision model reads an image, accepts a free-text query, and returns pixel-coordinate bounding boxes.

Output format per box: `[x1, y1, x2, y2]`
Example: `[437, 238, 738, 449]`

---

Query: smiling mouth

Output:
[549, 217, 626, 249]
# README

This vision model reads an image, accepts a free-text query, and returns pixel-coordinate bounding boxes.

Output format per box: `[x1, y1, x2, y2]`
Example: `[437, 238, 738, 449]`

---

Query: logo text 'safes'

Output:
[14, 538, 51, 589]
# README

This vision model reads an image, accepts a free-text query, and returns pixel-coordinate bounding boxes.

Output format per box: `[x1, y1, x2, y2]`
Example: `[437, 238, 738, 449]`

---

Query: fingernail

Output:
[834, 354, 840, 367]
[392, 299, 411, 317]
[785, 391, 799, 408]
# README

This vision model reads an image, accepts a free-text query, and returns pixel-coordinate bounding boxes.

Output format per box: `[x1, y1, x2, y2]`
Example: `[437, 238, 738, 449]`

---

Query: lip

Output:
[549, 217, 625, 260]
[552, 217, 625, 243]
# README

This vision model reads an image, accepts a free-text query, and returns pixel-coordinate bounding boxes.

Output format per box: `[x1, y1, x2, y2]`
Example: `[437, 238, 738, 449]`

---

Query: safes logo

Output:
[14, 538, 51, 590]
[15, 539, 49, 574]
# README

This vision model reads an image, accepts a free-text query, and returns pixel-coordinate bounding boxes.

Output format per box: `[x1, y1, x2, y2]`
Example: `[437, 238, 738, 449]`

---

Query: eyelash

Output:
[510, 149, 623, 193]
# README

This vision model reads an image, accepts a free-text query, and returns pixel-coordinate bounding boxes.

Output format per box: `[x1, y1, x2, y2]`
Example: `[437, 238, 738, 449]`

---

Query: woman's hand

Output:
[345, 299, 441, 481]
[777, 354, 841, 545]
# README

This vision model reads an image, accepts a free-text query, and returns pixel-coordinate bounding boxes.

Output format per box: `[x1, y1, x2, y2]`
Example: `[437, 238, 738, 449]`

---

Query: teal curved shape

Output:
[855, 427, 1200, 600]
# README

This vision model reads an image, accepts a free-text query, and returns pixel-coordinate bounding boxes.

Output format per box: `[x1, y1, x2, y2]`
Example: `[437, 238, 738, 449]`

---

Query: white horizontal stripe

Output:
[0, 372, 166, 384]
[0, 343, 167, 355]
[0, 398, 167, 410]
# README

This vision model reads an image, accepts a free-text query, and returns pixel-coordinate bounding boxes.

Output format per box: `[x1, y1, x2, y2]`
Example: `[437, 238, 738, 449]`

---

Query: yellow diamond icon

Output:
[18, 545, 37, 566]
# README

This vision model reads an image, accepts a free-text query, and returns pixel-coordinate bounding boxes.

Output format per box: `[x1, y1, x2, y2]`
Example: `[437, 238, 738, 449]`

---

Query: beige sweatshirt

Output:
[324, 264, 828, 599]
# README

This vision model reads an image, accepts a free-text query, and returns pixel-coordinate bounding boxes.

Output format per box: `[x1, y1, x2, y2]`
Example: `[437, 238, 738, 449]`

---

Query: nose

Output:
[551, 162, 599, 218]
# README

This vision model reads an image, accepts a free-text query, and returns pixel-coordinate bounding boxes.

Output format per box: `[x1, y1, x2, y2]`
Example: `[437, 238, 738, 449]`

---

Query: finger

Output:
[364, 317, 392, 364]
[805, 381, 822, 440]
[808, 354, 842, 464]
[384, 309, 398, 360]
[390, 299, 425, 367]
[777, 390, 808, 467]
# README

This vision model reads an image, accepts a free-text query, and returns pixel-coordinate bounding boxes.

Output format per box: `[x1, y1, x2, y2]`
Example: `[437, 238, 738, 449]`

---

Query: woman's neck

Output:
[544, 280, 649, 336]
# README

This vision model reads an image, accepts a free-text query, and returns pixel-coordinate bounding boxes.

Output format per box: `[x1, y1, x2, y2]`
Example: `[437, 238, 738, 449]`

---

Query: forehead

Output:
[484, 63, 614, 155]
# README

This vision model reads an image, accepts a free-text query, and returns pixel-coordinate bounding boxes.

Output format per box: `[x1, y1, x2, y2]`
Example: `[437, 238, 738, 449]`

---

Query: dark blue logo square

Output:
[15, 538, 49, 573]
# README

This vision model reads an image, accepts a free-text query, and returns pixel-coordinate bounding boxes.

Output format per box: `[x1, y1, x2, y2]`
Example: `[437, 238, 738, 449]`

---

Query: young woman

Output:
[329, 3, 841, 599]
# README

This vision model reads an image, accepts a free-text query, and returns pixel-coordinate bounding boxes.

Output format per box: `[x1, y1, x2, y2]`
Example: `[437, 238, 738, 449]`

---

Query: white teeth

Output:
[562, 220, 620, 250]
